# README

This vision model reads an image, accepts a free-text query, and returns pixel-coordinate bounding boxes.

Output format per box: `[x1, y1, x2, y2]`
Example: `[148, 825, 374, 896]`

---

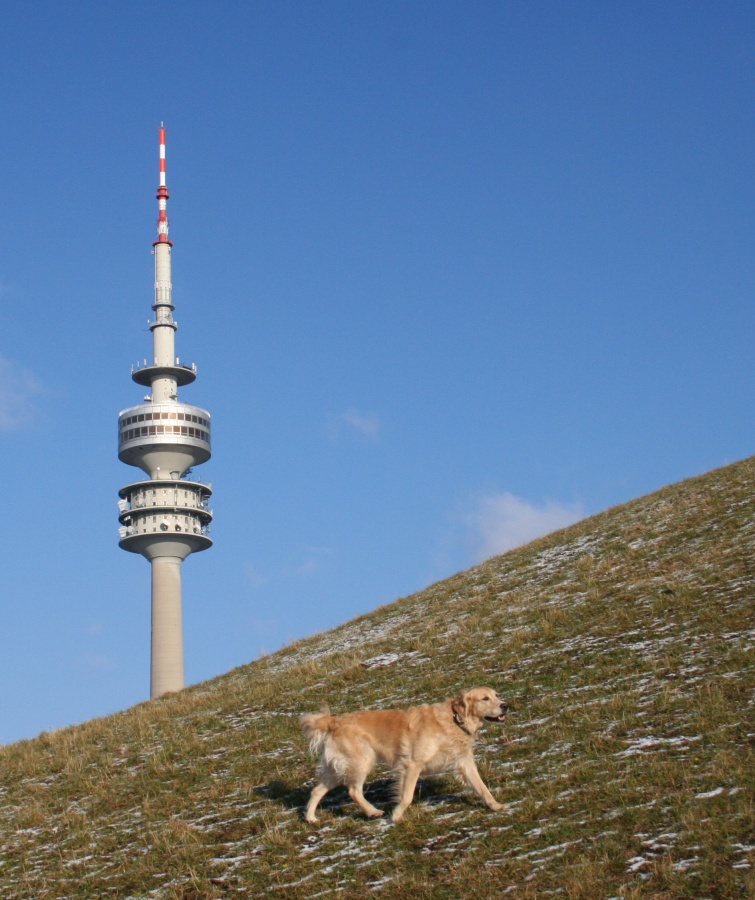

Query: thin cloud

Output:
[244, 548, 334, 587]
[340, 409, 381, 439]
[295, 546, 334, 578]
[80, 653, 114, 672]
[0, 355, 48, 430]
[468, 492, 585, 562]
[243, 562, 266, 589]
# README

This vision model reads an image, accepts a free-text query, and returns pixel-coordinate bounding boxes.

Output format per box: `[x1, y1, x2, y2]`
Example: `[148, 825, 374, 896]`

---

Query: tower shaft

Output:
[152, 239, 177, 401]
[151, 556, 184, 696]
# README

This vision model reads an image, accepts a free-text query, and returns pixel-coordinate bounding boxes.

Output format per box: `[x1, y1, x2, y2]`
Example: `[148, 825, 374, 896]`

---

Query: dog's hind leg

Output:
[304, 768, 340, 824]
[349, 788, 384, 819]
[390, 762, 421, 822]
[346, 755, 384, 819]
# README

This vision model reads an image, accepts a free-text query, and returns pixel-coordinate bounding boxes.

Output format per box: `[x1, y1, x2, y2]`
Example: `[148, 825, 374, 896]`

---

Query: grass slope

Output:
[1, 457, 754, 899]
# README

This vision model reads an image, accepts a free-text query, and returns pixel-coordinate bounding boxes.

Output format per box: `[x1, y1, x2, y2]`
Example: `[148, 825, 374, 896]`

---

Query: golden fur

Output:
[300, 687, 508, 823]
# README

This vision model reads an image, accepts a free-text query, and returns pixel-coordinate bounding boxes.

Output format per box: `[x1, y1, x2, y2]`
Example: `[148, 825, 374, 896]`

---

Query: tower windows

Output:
[120, 425, 209, 443]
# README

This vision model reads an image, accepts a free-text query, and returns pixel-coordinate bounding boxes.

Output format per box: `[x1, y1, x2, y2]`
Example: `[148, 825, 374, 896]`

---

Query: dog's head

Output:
[452, 687, 508, 734]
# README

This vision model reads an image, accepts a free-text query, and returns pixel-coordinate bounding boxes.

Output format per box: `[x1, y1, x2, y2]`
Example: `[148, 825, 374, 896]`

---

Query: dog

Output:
[300, 687, 508, 823]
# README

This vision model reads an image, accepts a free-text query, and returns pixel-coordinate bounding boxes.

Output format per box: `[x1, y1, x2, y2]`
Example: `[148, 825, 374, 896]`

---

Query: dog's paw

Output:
[488, 800, 507, 811]
[367, 809, 385, 818]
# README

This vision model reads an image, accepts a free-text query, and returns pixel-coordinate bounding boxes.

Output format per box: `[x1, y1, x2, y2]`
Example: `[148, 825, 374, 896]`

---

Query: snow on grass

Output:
[694, 787, 727, 799]
[618, 736, 703, 757]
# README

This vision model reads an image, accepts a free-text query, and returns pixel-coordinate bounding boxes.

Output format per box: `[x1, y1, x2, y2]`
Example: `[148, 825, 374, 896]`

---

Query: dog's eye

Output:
[483, 696, 490, 701]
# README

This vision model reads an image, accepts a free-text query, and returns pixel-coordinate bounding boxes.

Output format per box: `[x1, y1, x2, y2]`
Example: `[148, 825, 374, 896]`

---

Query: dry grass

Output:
[1, 457, 753, 898]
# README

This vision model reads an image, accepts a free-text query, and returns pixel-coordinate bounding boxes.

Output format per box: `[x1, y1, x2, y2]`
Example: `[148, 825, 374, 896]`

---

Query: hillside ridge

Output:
[1, 456, 753, 898]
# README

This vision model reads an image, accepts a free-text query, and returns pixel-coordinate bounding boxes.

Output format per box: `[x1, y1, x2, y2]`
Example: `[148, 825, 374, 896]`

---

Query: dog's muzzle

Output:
[485, 702, 508, 723]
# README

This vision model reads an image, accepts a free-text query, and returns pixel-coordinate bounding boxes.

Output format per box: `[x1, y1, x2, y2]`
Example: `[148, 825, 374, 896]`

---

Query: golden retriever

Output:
[300, 687, 508, 823]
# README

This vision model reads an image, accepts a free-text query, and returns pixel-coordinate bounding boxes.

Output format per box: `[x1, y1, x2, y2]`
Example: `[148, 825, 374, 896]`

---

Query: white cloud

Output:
[243, 562, 266, 589]
[81, 653, 114, 672]
[0, 355, 48, 430]
[340, 409, 381, 438]
[244, 547, 334, 588]
[467, 492, 585, 562]
[295, 546, 334, 578]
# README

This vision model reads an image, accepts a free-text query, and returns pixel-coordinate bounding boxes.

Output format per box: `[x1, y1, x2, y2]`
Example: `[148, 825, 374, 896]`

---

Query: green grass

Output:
[1, 457, 754, 898]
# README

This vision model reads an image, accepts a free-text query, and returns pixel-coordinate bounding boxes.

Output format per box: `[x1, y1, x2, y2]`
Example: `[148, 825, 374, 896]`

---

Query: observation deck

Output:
[118, 401, 211, 479]
[118, 478, 212, 558]
[131, 359, 197, 388]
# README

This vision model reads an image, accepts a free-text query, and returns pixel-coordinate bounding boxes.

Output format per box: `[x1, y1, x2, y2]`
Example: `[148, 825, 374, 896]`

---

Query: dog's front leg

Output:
[457, 756, 505, 811]
[391, 762, 421, 822]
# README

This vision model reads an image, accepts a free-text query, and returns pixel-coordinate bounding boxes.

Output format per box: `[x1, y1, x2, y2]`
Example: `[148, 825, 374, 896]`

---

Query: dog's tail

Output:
[300, 710, 335, 757]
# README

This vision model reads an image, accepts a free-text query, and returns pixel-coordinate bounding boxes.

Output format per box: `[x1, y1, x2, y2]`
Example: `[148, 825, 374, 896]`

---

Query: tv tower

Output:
[117, 126, 213, 699]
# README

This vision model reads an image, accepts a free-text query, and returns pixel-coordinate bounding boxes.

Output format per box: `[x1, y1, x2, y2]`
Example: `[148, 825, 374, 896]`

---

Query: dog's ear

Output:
[451, 692, 468, 721]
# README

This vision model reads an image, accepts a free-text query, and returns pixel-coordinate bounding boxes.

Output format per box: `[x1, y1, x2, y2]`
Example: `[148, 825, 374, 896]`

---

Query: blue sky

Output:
[1, 1, 751, 744]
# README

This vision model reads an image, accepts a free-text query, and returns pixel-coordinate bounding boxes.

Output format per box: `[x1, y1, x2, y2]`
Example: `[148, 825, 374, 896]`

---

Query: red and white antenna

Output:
[155, 123, 172, 246]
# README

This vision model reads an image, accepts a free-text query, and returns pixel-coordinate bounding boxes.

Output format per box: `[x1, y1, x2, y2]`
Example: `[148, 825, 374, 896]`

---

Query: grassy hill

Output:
[1, 457, 753, 899]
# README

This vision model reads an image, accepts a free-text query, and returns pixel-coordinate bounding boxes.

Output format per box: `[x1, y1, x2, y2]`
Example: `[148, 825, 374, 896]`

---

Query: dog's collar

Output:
[453, 710, 473, 735]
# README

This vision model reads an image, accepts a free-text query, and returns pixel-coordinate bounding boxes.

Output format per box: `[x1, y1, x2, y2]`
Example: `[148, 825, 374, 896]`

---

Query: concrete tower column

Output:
[151, 240, 178, 403]
[150, 556, 185, 697]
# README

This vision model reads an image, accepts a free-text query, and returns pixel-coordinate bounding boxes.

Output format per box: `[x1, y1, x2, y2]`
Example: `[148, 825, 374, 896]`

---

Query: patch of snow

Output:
[361, 652, 406, 668]
[617, 735, 702, 757]
[672, 857, 699, 872]
[641, 833, 678, 850]
[695, 787, 725, 799]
